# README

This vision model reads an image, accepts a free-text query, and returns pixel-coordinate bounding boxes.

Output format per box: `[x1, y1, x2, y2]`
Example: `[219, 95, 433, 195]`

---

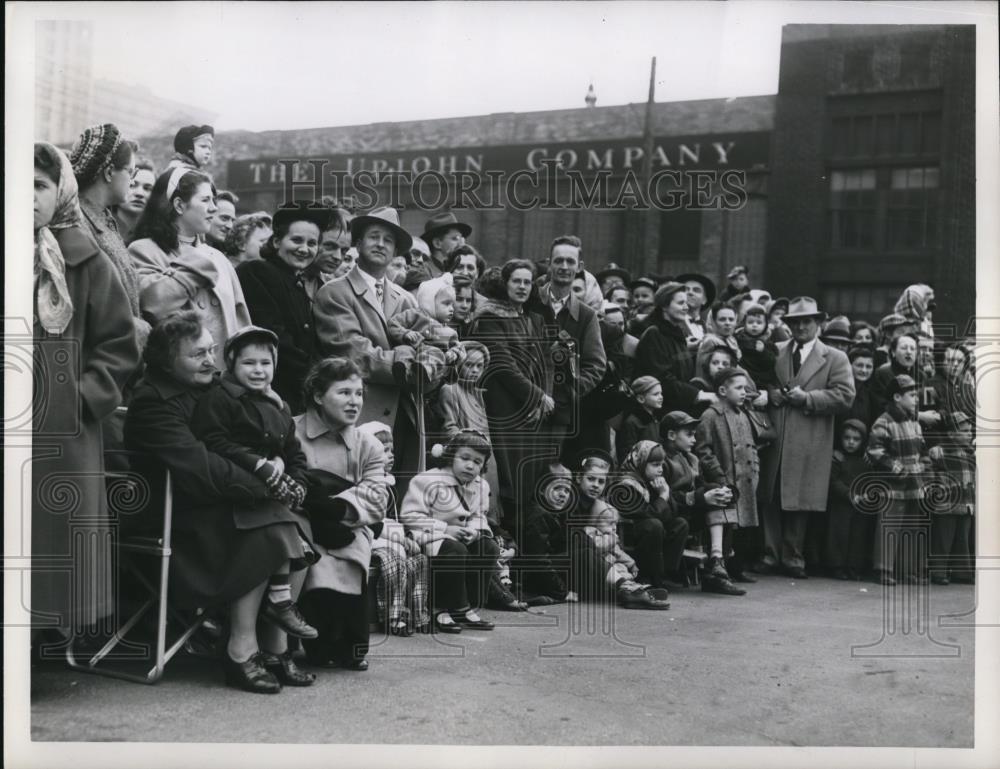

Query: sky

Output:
[20, 1, 997, 132]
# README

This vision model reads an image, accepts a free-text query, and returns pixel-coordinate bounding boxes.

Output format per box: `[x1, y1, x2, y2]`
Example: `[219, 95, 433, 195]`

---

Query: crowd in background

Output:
[31, 123, 977, 694]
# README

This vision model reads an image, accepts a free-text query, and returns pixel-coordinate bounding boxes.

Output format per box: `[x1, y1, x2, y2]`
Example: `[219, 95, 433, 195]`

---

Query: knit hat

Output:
[630, 376, 660, 396]
[357, 421, 393, 439]
[173, 124, 215, 155]
[841, 419, 868, 440]
[69, 123, 125, 188]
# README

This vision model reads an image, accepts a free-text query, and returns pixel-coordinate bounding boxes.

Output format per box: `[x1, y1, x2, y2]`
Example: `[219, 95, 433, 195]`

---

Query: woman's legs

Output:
[227, 580, 268, 662]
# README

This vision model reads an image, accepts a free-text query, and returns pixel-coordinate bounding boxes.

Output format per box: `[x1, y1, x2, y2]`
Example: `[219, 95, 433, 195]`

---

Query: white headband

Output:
[166, 166, 189, 200]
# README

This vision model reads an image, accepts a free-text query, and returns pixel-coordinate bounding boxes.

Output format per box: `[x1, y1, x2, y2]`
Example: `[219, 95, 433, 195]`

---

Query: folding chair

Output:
[65, 449, 210, 684]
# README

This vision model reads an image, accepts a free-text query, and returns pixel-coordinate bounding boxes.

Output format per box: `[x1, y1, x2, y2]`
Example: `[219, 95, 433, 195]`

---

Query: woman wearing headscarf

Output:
[606, 440, 691, 589]
[894, 283, 936, 339]
[70, 123, 150, 350]
[32, 143, 140, 640]
[129, 167, 251, 358]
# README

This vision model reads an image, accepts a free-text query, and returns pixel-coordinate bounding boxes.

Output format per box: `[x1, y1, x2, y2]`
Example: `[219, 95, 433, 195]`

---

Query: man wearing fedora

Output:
[402, 211, 471, 291]
[676, 272, 717, 342]
[755, 296, 855, 579]
[313, 207, 420, 453]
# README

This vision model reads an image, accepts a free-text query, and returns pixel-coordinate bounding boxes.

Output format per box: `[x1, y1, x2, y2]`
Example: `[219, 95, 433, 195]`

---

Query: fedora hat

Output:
[821, 315, 852, 344]
[421, 211, 472, 246]
[675, 272, 717, 307]
[350, 206, 413, 254]
[784, 296, 827, 321]
[596, 264, 632, 287]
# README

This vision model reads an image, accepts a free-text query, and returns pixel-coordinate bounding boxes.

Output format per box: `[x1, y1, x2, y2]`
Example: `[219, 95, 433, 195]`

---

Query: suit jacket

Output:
[760, 338, 855, 512]
[312, 265, 418, 427]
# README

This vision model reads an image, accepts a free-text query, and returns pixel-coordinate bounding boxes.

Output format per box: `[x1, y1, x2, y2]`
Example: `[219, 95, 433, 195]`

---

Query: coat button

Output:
[197, 299, 206, 309]
[303, 323, 310, 330]
[211, 297, 220, 307]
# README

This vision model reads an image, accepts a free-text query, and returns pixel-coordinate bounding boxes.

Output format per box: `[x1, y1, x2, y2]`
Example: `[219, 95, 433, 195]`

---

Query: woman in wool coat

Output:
[32, 143, 140, 638]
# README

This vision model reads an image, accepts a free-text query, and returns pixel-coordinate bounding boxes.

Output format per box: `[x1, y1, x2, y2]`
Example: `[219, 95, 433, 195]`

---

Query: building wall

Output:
[35, 21, 94, 145]
[766, 24, 975, 326]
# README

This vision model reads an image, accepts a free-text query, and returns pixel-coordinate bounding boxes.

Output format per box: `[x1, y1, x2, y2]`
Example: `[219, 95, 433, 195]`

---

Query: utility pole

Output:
[640, 56, 657, 276]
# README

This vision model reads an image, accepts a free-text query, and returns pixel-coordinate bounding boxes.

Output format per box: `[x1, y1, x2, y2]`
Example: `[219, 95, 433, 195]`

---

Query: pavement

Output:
[29, 574, 975, 747]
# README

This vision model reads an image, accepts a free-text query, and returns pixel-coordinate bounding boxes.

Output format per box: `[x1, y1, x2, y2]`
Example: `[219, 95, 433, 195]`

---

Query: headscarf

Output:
[34, 143, 83, 334]
[607, 439, 662, 510]
[894, 284, 935, 338]
[415, 272, 455, 317]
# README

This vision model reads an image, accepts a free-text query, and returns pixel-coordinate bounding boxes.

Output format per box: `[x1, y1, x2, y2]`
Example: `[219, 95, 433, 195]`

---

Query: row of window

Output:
[829, 165, 939, 251]
[830, 110, 940, 159]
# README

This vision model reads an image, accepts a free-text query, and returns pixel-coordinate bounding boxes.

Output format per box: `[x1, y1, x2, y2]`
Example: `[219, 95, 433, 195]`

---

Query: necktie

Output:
[375, 280, 384, 306]
[792, 345, 803, 376]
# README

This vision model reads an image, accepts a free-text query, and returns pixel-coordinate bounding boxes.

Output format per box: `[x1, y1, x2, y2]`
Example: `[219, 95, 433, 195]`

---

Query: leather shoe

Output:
[451, 610, 495, 630]
[619, 588, 671, 610]
[389, 621, 414, 637]
[260, 650, 316, 686]
[749, 560, 779, 575]
[260, 600, 318, 639]
[784, 566, 808, 579]
[224, 652, 282, 694]
[433, 614, 463, 634]
[701, 575, 747, 596]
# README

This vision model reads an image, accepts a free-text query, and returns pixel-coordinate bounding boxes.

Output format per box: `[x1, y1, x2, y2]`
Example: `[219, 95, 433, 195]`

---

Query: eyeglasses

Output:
[186, 344, 217, 361]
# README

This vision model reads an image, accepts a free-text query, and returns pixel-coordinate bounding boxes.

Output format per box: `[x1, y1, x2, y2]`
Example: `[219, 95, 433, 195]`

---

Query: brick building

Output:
[131, 23, 974, 324]
[766, 24, 975, 328]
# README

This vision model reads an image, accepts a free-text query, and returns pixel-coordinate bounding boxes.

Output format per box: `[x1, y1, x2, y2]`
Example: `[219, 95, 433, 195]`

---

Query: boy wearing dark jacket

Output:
[826, 419, 873, 580]
[615, 376, 663, 460]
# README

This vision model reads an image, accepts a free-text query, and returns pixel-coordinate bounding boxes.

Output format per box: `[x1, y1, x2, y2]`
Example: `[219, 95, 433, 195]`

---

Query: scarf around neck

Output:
[34, 143, 83, 334]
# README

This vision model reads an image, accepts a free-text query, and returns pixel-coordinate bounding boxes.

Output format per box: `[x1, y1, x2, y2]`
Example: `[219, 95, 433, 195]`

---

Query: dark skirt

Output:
[168, 508, 316, 610]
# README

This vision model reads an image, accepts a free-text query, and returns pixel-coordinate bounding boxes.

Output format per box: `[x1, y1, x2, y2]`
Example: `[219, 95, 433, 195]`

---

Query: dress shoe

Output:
[260, 600, 318, 639]
[224, 652, 282, 694]
[749, 560, 779, 575]
[701, 574, 747, 596]
[618, 588, 671, 610]
[389, 621, 414, 637]
[260, 650, 316, 686]
[451, 610, 495, 630]
[433, 614, 463, 634]
[784, 566, 808, 580]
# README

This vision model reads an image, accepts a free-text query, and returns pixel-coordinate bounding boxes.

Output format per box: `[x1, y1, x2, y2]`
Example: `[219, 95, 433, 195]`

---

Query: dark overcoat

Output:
[32, 227, 140, 631]
[633, 317, 701, 413]
[237, 254, 319, 414]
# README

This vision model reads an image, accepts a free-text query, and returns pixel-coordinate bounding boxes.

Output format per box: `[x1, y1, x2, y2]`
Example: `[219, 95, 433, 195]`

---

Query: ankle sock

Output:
[268, 575, 292, 605]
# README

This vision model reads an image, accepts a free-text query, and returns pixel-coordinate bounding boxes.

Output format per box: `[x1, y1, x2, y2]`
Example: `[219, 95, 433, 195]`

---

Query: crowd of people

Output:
[32, 123, 977, 695]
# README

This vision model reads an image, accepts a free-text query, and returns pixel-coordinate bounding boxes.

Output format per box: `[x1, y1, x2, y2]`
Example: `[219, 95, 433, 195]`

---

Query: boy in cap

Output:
[865, 374, 937, 585]
[826, 419, 873, 580]
[615, 375, 663, 461]
[191, 326, 320, 663]
[694, 367, 759, 594]
[720, 265, 750, 302]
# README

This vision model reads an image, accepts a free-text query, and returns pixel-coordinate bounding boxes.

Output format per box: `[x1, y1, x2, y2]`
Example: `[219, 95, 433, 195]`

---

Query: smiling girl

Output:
[130, 167, 251, 361]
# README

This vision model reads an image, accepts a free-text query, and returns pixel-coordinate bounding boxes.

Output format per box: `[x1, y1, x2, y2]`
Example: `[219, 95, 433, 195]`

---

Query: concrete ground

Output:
[30, 574, 975, 746]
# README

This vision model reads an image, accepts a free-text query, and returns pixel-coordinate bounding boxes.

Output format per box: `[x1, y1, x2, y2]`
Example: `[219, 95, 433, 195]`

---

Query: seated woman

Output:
[357, 420, 431, 636]
[294, 358, 387, 670]
[124, 312, 317, 694]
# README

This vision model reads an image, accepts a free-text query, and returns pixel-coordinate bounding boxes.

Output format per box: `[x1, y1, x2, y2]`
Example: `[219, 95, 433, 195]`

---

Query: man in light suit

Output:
[754, 297, 855, 579]
[313, 207, 420, 467]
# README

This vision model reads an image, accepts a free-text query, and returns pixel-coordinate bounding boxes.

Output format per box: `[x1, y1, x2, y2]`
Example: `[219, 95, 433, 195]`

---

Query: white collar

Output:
[795, 337, 818, 360]
[357, 268, 384, 293]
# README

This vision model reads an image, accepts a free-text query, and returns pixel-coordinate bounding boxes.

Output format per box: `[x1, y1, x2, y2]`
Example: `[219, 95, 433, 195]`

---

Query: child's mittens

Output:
[284, 477, 307, 509]
[253, 459, 283, 493]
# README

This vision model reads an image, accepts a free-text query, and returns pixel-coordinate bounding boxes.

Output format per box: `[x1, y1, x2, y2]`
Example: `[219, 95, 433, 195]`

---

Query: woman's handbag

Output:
[745, 406, 776, 448]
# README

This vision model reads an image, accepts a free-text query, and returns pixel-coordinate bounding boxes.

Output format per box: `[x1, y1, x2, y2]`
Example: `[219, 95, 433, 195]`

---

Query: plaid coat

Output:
[866, 403, 926, 500]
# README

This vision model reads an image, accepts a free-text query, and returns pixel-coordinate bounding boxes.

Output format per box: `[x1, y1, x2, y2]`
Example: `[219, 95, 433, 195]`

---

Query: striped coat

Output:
[866, 403, 926, 500]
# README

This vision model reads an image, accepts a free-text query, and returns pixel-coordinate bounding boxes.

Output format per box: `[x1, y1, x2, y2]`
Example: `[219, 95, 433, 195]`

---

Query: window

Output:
[829, 170, 877, 250]
[831, 111, 941, 160]
[887, 166, 939, 249]
[843, 49, 874, 89]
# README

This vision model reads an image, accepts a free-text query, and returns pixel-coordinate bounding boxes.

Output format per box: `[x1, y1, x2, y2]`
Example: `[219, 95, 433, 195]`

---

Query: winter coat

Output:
[633, 316, 701, 412]
[661, 446, 715, 527]
[399, 468, 492, 556]
[33, 227, 140, 630]
[695, 401, 759, 528]
[131, 236, 251, 359]
[124, 368, 311, 609]
[294, 409, 387, 594]
[607, 441, 677, 523]
[866, 403, 926, 501]
[236, 254, 326, 414]
[191, 374, 310, 529]
[313, 265, 419, 428]
[735, 329, 778, 390]
[529, 284, 608, 426]
[828, 448, 869, 519]
[759, 339, 855, 512]
[467, 298, 554, 505]
[615, 406, 660, 461]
